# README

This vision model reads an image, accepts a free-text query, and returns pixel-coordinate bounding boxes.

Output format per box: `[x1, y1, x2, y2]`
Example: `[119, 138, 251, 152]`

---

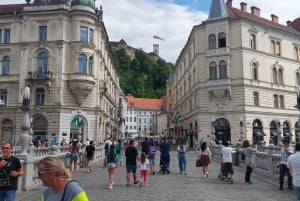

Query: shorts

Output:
[70, 153, 78, 161]
[107, 163, 116, 170]
[126, 164, 137, 173]
[148, 158, 155, 165]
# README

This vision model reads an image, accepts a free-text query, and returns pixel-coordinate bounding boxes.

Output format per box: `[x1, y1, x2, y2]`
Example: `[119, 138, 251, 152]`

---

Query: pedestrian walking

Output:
[279, 138, 294, 190]
[85, 140, 95, 173]
[125, 139, 139, 187]
[37, 156, 89, 201]
[220, 141, 234, 183]
[69, 139, 79, 174]
[148, 141, 157, 175]
[177, 138, 188, 175]
[287, 143, 300, 201]
[243, 140, 257, 184]
[103, 144, 118, 189]
[115, 139, 124, 166]
[0, 142, 24, 201]
[199, 141, 211, 178]
[138, 152, 149, 187]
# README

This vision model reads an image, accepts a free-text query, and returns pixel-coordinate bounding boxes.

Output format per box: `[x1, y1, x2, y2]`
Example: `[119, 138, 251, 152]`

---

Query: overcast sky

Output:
[0, 0, 299, 64]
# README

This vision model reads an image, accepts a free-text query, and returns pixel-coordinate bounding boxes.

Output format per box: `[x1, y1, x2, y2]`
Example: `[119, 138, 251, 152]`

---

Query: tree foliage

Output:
[114, 49, 173, 98]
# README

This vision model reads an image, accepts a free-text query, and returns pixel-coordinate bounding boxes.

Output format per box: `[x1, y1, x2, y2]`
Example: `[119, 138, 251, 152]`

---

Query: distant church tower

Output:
[153, 44, 159, 56]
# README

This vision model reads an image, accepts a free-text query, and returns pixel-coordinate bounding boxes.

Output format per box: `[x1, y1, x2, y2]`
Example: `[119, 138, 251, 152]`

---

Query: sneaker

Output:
[225, 180, 229, 183]
[206, 173, 208, 178]
[108, 185, 113, 189]
[203, 175, 207, 178]
[134, 180, 139, 184]
[126, 184, 130, 187]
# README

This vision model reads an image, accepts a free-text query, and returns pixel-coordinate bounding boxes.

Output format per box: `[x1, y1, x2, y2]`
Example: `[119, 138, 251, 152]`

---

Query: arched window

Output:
[37, 52, 48, 79]
[271, 40, 275, 55]
[218, 32, 226, 48]
[250, 34, 256, 50]
[209, 62, 217, 80]
[272, 68, 277, 84]
[276, 42, 281, 56]
[208, 34, 216, 49]
[78, 54, 87, 73]
[35, 88, 45, 106]
[252, 63, 258, 80]
[88, 56, 93, 74]
[278, 68, 283, 85]
[2, 56, 10, 75]
[219, 60, 227, 79]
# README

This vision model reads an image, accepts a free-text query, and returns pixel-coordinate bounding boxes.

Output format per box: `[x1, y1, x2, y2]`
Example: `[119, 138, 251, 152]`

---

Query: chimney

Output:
[240, 2, 247, 12]
[226, 0, 232, 7]
[251, 6, 260, 17]
[287, 21, 292, 26]
[271, 14, 278, 24]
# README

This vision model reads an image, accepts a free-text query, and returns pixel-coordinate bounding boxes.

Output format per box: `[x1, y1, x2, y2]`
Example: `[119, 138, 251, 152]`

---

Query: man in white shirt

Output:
[287, 143, 300, 201]
[279, 139, 294, 190]
[220, 141, 234, 183]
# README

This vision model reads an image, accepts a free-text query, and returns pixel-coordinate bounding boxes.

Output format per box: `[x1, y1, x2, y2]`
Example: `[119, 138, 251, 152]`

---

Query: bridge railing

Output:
[11, 144, 105, 191]
[211, 144, 281, 179]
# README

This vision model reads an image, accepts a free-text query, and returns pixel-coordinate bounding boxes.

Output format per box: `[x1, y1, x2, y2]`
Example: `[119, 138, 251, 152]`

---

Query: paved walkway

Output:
[17, 150, 296, 201]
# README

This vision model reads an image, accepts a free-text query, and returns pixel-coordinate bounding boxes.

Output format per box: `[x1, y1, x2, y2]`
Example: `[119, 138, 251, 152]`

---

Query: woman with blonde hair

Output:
[37, 156, 89, 201]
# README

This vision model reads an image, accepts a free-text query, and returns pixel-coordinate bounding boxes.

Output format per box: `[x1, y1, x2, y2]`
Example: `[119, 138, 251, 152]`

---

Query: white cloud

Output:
[1, 0, 300, 63]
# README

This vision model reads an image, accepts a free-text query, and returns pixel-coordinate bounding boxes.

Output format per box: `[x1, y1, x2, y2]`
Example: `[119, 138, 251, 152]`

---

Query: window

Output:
[2, 56, 10, 75]
[294, 47, 299, 61]
[88, 56, 93, 74]
[276, 42, 281, 56]
[218, 32, 226, 48]
[279, 95, 284, 108]
[278, 69, 283, 85]
[272, 68, 277, 84]
[252, 63, 258, 80]
[37, 52, 48, 79]
[208, 34, 216, 49]
[80, 26, 94, 43]
[274, 95, 279, 108]
[271, 40, 275, 55]
[35, 88, 45, 106]
[39, 26, 47, 42]
[89, 28, 94, 43]
[271, 40, 281, 56]
[250, 34, 256, 50]
[129, 117, 132, 122]
[80, 27, 88, 42]
[78, 54, 87, 73]
[3, 29, 10, 44]
[253, 92, 259, 106]
[209, 62, 217, 80]
[0, 89, 7, 106]
[296, 72, 300, 85]
[219, 60, 227, 79]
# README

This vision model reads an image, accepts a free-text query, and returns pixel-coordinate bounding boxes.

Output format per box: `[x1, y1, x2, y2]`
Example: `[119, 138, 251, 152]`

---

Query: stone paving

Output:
[16, 150, 296, 201]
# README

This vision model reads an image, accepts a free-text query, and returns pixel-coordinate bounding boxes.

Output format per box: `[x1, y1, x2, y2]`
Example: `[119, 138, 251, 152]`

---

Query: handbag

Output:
[196, 159, 202, 167]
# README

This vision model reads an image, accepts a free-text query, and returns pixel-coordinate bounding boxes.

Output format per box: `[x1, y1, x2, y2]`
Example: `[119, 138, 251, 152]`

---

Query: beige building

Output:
[0, 0, 119, 146]
[173, 0, 300, 146]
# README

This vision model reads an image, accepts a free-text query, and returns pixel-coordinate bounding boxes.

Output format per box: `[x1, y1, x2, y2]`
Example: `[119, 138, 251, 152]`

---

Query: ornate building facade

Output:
[0, 0, 119, 146]
[173, 0, 300, 145]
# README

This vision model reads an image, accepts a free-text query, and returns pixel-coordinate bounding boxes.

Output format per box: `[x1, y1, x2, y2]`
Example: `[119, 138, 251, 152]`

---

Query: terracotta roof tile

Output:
[126, 95, 163, 111]
[0, 4, 24, 14]
[290, 18, 300, 33]
[227, 5, 293, 33]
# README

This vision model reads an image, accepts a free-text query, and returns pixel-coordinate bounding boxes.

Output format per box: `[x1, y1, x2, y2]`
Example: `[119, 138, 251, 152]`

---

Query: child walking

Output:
[139, 152, 149, 187]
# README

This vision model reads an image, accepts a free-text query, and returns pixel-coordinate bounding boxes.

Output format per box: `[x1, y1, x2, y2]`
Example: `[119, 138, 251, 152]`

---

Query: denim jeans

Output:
[295, 186, 300, 201]
[245, 166, 253, 183]
[178, 153, 187, 172]
[0, 190, 17, 201]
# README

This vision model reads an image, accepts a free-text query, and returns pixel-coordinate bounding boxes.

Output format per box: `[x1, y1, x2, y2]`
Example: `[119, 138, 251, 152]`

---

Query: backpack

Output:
[241, 152, 245, 160]
[116, 144, 121, 154]
[105, 142, 109, 150]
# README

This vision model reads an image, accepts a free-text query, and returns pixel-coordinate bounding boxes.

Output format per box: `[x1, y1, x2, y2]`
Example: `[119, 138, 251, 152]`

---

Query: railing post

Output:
[18, 155, 34, 191]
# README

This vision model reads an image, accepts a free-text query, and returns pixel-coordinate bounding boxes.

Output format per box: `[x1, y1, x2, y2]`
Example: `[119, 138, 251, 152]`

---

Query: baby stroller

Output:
[159, 155, 170, 174]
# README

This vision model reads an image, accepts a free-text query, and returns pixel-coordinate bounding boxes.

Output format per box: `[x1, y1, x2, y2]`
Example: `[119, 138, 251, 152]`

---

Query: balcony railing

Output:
[27, 71, 52, 80]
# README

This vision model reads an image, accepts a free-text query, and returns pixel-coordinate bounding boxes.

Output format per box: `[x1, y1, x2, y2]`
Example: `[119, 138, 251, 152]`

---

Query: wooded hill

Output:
[113, 48, 174, 98]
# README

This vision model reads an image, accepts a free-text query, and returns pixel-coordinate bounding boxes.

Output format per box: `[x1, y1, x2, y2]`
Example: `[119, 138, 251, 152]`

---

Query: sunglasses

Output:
[38, 171, 49, 177]
[1, 147, 10, 150]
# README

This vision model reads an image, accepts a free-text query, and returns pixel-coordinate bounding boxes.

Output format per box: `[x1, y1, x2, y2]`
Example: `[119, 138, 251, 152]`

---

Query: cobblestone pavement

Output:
[17, 150, 295, 201]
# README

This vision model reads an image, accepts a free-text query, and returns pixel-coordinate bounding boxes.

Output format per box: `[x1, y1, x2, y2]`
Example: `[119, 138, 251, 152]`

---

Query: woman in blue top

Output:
[148, 141, 156, 175]
[103, 144, 118, 189]
[177, 138, 188, 175]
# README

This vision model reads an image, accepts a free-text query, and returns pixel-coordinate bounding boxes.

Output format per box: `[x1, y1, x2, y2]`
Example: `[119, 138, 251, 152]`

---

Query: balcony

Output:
[207, 78, 231, 99]
[206, 47, 229, 57]
[26, 71, 52, 88]
[68, 73, 96, 105]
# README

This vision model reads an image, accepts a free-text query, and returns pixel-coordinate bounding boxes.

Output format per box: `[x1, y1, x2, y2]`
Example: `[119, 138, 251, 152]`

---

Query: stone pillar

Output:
[17, 155, 34, 191]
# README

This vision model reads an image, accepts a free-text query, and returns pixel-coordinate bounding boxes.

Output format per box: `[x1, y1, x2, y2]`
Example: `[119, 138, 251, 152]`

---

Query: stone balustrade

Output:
[6, 145, 105, 191]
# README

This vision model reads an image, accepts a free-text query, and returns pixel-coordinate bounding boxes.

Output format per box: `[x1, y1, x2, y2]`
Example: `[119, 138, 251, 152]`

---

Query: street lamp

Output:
[211, 117, 215, 144]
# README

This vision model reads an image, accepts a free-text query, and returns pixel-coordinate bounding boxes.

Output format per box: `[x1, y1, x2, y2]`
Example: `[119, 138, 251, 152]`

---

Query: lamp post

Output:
[211, 117, 215, 144]
[277, 121, 282, 146]
[295, 86, 300, 143]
